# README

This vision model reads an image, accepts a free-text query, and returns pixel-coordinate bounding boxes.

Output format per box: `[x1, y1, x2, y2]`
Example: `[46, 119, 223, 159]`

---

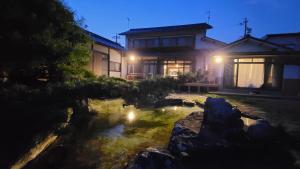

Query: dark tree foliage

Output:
[0, 0, 89, 84]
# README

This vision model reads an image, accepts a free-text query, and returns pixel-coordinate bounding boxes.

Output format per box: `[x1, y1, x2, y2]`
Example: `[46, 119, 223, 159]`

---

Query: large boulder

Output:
[126, 147, 181, 169]
[168, 111, 246, 157]
[247, 119, 276, 141]
[204, 97, 242, 131]
[168, 112, 203, 155]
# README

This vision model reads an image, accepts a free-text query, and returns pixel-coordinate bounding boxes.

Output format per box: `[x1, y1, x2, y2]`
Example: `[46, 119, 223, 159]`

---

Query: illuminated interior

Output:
[234, 58, 265, 88]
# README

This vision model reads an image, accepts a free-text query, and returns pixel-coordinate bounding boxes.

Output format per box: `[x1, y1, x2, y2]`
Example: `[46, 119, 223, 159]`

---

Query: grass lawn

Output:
[170, 93, 300, 138]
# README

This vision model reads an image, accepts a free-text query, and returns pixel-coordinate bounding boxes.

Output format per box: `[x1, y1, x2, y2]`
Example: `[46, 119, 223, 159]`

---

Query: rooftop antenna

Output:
[112, 33, 121, 43]
[240, 18, 252, 37]
[206, 10, 211, 24]
[127, 17, 130, 29]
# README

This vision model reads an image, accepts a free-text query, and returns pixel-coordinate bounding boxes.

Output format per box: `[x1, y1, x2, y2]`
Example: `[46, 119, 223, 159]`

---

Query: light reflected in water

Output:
[127, 111, 135, 122]
[174, 106, 178, 111]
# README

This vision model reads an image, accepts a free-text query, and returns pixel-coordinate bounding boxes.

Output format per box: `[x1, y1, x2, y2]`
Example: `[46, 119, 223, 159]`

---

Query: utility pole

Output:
[240, 18, 252, 37]
[112, 33, 121, 43]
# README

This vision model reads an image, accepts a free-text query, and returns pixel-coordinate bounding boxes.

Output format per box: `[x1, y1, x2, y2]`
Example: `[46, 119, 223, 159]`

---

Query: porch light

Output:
[214, 55, 223, 64]
[129, 55, 136, 62]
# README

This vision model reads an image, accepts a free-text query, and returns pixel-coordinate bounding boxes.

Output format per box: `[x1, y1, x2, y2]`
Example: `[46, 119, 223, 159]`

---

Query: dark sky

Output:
[64, 0, 300, 45]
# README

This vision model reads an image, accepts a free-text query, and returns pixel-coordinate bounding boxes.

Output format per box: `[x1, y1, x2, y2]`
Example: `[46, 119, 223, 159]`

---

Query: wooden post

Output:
[108, 48, 111, 76]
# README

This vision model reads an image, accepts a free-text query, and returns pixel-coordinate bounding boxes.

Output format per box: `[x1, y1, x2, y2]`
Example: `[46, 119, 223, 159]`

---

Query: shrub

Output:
[177, 72, 197, 83]
[134, 76, 179, 106]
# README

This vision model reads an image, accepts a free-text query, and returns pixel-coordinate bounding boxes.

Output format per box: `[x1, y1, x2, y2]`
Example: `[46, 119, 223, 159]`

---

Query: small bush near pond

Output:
[59, 76, 182, 106]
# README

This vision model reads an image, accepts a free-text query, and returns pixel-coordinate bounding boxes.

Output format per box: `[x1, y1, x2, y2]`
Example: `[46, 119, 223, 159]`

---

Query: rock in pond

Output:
[183, 100, 195, 107]
[126, 147, 181, 169]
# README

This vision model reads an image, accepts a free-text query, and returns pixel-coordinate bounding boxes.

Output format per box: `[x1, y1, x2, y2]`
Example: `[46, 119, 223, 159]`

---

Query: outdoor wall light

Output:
[214, 55, 223, 64]
[129, 55, 136, 62]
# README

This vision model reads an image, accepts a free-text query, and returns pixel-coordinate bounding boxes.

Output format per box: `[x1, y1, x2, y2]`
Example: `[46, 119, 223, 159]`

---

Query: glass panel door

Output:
[237, 63, 264, 88]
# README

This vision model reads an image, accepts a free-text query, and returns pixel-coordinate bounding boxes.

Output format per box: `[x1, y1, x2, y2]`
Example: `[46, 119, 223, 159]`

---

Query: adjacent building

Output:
[219, 33, 300, 96]
[120, 23, 226, 81]
[85, 30, 127, 78]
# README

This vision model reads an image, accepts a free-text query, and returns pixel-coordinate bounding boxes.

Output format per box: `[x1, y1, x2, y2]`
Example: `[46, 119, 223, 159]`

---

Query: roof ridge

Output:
[85, 30, 122, 47]
[263, 32, 300, 39]
[129, 23, 210, 31]
[120, 23, 212, 35]
[221, 35, 294, 51]
[203, 36, 227, 45]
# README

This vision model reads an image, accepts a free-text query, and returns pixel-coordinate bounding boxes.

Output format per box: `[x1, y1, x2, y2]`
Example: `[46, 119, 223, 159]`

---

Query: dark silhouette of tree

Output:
[0, 0, 90, 84]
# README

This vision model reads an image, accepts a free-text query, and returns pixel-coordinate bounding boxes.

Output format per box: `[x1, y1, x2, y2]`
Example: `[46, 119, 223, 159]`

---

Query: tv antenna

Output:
[112, 33, 121, 43]
[127, 17, 130, 29]
[240, 18, 252, 37]
[206, 10, 211, 24]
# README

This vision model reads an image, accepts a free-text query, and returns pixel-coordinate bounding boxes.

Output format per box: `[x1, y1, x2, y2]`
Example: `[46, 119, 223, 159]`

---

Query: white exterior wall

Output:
[94, 44, 109, 54]
[194, 33, 206, 49]
[195, 36, 226, 86]
[283, 65, 300, 79]
[110, 72, 121, 78]
[110, 49, 122, 63]
[121, 57, 128, 78]
[109, 48, 122, 78]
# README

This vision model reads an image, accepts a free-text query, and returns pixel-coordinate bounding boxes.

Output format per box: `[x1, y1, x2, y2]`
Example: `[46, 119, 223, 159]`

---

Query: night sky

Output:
[64, 0, 300, 45]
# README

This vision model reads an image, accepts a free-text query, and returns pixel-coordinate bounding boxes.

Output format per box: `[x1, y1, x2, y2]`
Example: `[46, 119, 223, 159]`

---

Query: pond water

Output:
[26, 99, 262, 169]
[85, 99, 203, 169]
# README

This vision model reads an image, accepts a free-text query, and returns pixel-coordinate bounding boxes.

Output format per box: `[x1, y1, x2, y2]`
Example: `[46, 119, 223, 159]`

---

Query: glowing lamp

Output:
[127, 111, 135, 122]
[214, 56, 223, 64]
[129, 55, 136, 62]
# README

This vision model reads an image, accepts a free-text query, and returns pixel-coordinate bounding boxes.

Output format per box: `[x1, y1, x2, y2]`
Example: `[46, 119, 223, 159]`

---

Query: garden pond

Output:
[25, 98, 259, 169]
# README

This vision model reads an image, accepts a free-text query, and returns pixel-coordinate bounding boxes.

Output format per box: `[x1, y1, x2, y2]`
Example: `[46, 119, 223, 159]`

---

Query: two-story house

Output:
[120, 23, 226, 81]
[85, 30, 127, 78]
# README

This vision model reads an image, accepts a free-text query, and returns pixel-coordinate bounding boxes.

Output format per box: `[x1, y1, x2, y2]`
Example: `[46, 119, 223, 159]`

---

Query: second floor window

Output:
[110, 61, 121, 72]
[130, 36, 194, 49]
[161, 37, 177, 47]
[177, 36, 194, 47]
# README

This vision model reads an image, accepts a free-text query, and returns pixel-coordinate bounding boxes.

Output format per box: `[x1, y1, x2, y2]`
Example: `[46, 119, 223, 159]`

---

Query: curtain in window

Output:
[237, 64, 264, 88]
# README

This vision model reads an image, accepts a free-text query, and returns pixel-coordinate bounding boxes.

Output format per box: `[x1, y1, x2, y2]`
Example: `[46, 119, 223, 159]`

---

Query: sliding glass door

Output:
[234, 58, 265, 88]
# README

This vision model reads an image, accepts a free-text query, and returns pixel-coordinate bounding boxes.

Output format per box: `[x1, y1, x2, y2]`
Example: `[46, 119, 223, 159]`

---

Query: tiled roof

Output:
[263, 32, 300, 39]
[223, 35, 294, 51]
[120, 23, 212, 35]
[85, 30, 124, 51]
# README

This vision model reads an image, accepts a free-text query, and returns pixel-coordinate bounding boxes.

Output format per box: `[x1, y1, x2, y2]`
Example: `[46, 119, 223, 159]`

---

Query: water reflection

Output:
[174, 106, 178, 111]
[127, 111, 135, 122]
[101, 125, 124, 137]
